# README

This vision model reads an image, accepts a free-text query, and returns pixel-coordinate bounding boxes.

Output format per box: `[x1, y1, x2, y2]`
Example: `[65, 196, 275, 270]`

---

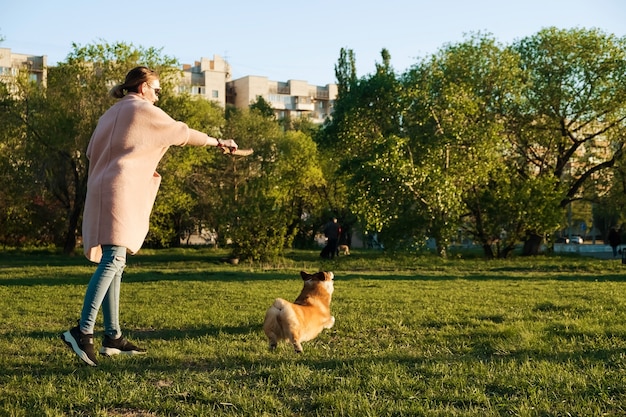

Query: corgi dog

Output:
[338, 244, 350, 255]
[263, 271, 335, 353]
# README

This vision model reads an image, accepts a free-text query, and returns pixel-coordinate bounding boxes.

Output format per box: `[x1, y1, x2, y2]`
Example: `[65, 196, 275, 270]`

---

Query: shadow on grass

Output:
[0, 250, 226, 268]
[7, 332, 625, 384]
[3, 249, 626, 287]
[4, 269, 626, 287]
[24, 320, 626, 362]
[129, 323, 264, 340]
[0, 270, 302, 287]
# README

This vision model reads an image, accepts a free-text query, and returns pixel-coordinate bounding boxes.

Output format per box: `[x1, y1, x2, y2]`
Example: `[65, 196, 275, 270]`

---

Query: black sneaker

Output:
[61, 326, 98, 367]
[99, 335, 146, 357]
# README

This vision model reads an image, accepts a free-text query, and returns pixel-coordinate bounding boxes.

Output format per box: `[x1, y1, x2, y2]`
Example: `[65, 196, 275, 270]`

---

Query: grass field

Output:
[1, 247, 626, 416]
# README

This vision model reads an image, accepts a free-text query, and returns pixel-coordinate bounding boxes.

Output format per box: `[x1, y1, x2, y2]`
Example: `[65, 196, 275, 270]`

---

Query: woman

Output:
[61, 66, 237, 366]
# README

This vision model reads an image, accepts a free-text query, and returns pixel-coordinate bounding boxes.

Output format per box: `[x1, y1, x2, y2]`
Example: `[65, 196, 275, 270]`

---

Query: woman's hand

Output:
[217, 138, 239, 153]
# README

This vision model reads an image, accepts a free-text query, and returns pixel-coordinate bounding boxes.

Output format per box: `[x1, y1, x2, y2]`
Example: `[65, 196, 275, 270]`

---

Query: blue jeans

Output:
[79, 245, 126, 338]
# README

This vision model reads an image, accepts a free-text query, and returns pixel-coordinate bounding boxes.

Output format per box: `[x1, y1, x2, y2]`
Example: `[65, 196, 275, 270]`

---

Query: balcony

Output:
[315, 91, 330, 100]
[295, 103, 315, 111]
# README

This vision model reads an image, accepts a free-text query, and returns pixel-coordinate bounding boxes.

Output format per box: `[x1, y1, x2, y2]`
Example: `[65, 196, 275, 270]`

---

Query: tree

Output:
[0, 41, 179, 253]
[320, 49, 412, 249]
[316, 47, 357, 149]
[323, 30, 626, 258]
[148, 94, 225, 247]
[509, 28, 626, 253]
[267, 130, 326, 247]
[210, 108, 327, 261]
[404, 33, 567, 258]
[249, 95, 275, 119]
[0, 70, 66, 247]
[401, 35, 514, 256]
[462, 166, 562, 258]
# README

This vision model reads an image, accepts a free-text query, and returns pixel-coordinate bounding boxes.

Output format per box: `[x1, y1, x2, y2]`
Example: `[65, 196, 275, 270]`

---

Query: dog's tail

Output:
[264, 299, 293, 336]
[264, 298, 289, 343]
[265, 298, 288, 323]
[270, 298, 289, 312]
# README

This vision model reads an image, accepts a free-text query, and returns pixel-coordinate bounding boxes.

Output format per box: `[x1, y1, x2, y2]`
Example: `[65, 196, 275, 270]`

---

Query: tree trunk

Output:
[522, 233, 543, 256]
[62, 206, 80, 255]
[62, 158, 87, 255]
[482, 244, 495, 259]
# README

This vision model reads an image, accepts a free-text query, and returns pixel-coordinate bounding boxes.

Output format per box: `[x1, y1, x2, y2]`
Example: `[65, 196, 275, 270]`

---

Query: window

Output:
[212, 90, 219, 98]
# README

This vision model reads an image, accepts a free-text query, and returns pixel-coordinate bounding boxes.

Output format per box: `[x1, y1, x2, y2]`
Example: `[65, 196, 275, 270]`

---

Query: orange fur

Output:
[338, 245, 350, 255]
[263, 271, 335, 353]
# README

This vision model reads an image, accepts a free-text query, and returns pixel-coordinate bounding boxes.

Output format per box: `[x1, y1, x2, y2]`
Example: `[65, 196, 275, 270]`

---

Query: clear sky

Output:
[2, 0, 625, 86]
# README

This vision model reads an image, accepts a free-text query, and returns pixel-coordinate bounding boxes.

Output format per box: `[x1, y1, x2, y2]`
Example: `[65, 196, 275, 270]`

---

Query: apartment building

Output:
[0, 47, 47, 87]
[178, 54, 337, 122]
[178, 55, 231, 107]
[226, 76, 337, 123]
[0, 47, 336, 123]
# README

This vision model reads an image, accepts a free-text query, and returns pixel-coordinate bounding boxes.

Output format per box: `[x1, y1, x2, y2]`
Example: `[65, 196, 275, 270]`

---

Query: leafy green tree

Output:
[324, 30, 626, 258]
[220, 108, 284, 259]
[0, 70, 66, 247]
[401, 35, 511, 255]
[0, 41, 178, 253]
[218, 108, 326, 260]
[316, 48, 357, 151]
[147, 94, 225, 247]
[312, 47, 358, 242]
[267, 130, 326, 246]
[249, 95, 275, 119]
[328, 39, 510, 256]
[463, 166, 563, 258]
[320, 49, 411, 248]
[403, 33, 562, 258]
[509, 27, 626, 252]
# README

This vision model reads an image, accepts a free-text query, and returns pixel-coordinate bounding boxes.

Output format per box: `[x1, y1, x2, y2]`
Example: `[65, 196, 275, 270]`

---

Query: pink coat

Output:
[82, 93, 210, 262]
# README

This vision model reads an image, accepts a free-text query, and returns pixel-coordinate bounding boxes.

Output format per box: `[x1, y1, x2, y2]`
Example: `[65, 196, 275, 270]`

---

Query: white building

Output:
[1, 47, 337, 123]
[0, 47, 47, 87]
[178, 55, 231, 107]
[226, 75, 337, 123]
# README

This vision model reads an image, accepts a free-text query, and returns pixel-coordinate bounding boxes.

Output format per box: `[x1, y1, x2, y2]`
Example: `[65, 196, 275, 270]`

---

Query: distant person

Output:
[321, 217, 340, 259]
[608, 227, 621, 258]
[61, 66, 238, 366]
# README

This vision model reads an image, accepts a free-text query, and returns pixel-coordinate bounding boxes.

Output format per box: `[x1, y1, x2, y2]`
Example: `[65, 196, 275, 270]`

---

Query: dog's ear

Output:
[300, 271, 311, 280]
[321, 271, 334, 281]
[313, 271, 332, 281]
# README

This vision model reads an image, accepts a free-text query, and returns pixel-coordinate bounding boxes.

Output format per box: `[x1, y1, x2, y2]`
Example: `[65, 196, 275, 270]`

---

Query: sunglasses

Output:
[148, 85, 161, 96]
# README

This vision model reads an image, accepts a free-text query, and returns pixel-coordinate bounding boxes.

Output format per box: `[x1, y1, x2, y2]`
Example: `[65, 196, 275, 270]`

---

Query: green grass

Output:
[1, 248, 626, 416]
